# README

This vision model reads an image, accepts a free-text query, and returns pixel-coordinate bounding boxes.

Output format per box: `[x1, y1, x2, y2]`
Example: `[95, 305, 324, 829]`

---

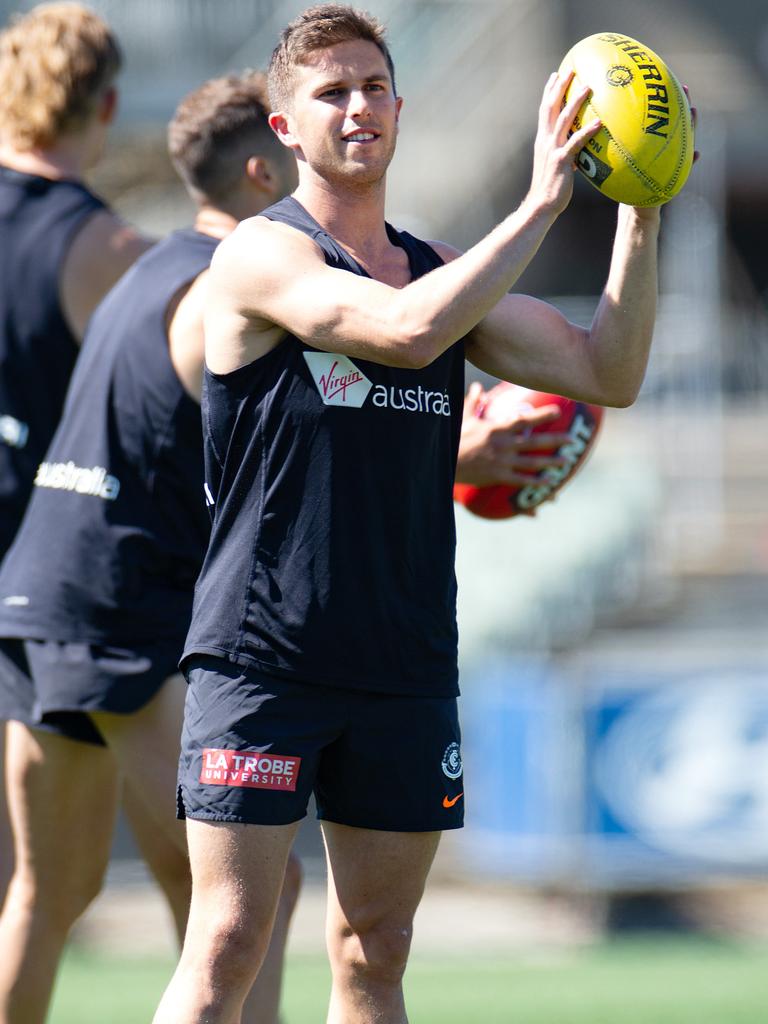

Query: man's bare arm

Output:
[204, 74, 600, 375]
[60, 209, 154, 341]
[460, 205, 660, 408]
[167, 269, 208, 403]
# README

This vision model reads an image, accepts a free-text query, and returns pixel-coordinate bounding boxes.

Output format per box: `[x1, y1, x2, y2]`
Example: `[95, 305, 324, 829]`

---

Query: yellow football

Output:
[558, 32, 694, 206]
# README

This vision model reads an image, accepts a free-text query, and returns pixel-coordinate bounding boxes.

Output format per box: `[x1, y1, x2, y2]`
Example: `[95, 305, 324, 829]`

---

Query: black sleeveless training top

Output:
[0, 166, 106, 557]
[182, 196, 466, 697]
[0, 230, 218, 643]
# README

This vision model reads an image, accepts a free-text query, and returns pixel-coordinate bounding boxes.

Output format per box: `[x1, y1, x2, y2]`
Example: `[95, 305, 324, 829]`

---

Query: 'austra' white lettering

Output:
[371, 385, 451, 416]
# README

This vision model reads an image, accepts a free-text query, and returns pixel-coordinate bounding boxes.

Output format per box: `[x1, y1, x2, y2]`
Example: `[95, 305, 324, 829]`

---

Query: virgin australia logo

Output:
[303, 352, 372, 408]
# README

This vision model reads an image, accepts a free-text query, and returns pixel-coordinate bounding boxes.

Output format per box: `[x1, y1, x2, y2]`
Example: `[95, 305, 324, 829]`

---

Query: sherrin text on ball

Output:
[558, 32, 694, 206]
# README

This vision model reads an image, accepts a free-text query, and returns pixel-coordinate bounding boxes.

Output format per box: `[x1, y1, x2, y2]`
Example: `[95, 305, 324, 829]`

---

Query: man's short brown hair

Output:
[0, 2, 121, 149]
[168, 72, 288, 204]
[267, 3, 396, 112]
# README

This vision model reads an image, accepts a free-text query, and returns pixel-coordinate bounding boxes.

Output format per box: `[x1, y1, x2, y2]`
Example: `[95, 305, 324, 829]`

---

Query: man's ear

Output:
[245, 155, 272, 192]
[99, 86, 118, 125]
[268, 111, 296, 149]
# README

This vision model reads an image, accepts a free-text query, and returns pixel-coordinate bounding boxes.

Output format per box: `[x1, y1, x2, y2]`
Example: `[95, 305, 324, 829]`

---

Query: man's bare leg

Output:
[122, 779, 192, 944]
[92, 677, 191, 946]
[241, 852, 302, 1024]
[90, 675, 189, 850]
[94, 678, 302, 1024]
[321, 823, 438, 1024]
[127, 781, 302, 1024]
[153, 818, 299, 1024]
[0, 728, 13, 898]
[322, 823, 441, 1024]
[0, 721, 119, 1024]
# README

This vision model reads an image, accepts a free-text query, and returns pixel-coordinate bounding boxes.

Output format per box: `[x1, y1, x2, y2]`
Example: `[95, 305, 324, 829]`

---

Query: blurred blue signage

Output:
[583, 668, 768, 882]
[459, 658, 579, 880]
[459, 659, 768, 886]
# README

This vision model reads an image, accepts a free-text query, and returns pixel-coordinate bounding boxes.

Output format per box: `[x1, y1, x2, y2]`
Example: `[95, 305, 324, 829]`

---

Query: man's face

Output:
[282, 38, 401, 189]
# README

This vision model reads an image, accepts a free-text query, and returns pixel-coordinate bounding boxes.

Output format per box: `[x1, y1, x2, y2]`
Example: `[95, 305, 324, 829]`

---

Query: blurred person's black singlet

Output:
[0, 230, 217, 644]
[0, 166, 106, 555]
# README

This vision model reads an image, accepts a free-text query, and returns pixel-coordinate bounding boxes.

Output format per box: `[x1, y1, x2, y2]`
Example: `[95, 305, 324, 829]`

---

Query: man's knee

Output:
[330, 911, 414, 985]
[6, 857, 106, 934]
[187, 902, 273, 987]
[51, 860, 107, 929]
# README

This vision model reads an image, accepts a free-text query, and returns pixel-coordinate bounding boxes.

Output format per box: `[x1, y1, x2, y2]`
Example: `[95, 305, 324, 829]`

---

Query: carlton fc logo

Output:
[303, 352, 373, 408]
[441, 742, 463, 780]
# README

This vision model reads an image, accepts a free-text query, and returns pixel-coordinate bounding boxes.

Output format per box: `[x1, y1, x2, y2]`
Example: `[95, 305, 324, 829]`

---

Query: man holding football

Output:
[154, 5, 662, 1022]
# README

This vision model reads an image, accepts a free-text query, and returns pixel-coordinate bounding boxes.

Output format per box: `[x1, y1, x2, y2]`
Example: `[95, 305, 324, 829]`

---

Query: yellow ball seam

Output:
[664, 72, 691, 191]
[585, 95, 667, 200]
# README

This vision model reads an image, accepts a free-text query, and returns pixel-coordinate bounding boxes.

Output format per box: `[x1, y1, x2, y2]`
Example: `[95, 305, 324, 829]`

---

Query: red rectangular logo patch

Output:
[199, 748, 301, 792]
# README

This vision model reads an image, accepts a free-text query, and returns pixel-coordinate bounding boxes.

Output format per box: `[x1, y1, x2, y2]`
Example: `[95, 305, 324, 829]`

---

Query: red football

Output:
[453, 383, 604, 519]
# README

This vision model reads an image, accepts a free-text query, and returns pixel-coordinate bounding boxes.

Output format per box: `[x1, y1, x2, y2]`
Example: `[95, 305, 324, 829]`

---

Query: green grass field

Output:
[49, 938, 768, 1023]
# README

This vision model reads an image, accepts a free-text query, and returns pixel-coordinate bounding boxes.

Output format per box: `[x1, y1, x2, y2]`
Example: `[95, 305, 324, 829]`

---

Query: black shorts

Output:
[0, 637, 182, 747]
[178, 655, 465, 832]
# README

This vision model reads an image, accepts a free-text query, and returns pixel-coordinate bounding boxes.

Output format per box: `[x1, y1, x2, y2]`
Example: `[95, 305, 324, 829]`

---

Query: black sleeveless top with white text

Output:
[0, 230, 217, 643]
[0, 167, 106, 557]
[182, 197, 466, 697]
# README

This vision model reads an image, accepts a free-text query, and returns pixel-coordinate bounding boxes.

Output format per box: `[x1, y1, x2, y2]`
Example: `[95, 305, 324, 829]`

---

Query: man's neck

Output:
[0, 140, 90, 181]
[193, 206, 239, 240]
[293, 172, 393, 267]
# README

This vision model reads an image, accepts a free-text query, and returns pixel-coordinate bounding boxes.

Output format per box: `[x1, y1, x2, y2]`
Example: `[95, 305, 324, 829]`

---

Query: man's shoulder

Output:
[60, 210, 153, 339]
[213, 215, 321, 277]
[421, 238, 461, 264]
[63, 209, 152, 287]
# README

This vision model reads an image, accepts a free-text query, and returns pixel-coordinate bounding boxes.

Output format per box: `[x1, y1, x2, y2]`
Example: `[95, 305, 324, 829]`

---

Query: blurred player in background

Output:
[0, 70, 308, 1024]
[0, 0, 149, 557]
[0, 4, 176, 1020]
[154, 4, 661, 1022]
[0, 0, 221, 1015]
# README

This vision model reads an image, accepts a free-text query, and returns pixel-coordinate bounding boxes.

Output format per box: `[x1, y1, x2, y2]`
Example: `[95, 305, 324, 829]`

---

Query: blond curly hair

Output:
[0, 2, 121, 149]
